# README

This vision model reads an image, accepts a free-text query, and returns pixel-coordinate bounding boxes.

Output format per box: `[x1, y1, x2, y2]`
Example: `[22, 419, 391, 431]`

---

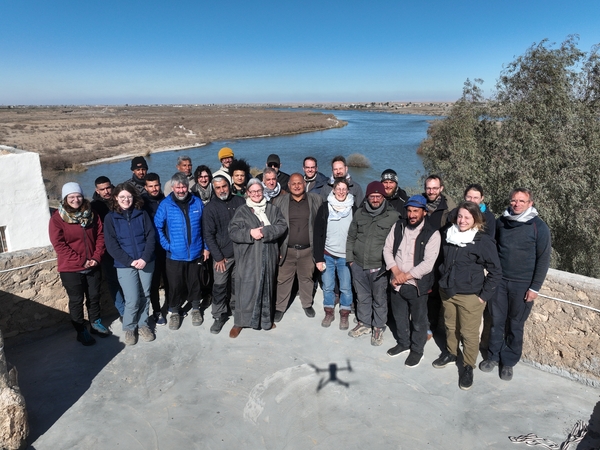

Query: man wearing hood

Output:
[202, 176, 245, 334]
[381, 169, 409, 219]
[346, 181, 399, 346]
[479, 188, 551, 381]
[320, 155, 364, 208]
[126, 156, 149, 195]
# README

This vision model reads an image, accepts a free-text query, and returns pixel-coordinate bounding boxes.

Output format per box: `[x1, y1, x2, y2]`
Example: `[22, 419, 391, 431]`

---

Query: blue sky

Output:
[2, 0, 600, 105]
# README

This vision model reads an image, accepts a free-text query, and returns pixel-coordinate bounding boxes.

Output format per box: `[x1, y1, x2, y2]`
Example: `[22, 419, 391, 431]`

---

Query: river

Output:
[71, 110, 439, 195]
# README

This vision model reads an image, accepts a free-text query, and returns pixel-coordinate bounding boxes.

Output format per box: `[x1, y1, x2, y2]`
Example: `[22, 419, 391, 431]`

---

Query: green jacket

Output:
[346, 202, 399, 269]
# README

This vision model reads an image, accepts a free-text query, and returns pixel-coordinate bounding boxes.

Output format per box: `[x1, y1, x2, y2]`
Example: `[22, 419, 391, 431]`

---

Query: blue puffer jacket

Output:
[154, 193, 207, 261]
[104, 208, 156, 268]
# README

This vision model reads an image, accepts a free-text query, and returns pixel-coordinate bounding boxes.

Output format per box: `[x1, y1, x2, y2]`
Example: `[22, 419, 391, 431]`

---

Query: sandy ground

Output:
[0, 105, 348, 173]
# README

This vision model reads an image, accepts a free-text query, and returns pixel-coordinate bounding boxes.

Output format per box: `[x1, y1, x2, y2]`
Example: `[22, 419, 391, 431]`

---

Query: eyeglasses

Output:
[425, 187, 441, 192]
[117, 195, 133, 201]
[248, 189, 263, 195]
[198, 175, 210, 179]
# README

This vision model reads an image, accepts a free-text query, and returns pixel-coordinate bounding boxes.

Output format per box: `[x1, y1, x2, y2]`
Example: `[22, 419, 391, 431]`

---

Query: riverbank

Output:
[0, 105, 347, 173]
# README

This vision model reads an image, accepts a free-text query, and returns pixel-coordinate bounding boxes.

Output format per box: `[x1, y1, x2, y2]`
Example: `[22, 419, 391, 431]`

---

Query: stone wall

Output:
[523, 269, 600, 386]
[0, 246, 114, 338]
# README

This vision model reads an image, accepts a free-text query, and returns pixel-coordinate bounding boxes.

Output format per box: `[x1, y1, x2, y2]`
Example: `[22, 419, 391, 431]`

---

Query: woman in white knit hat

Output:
[49, 182, 111, 346]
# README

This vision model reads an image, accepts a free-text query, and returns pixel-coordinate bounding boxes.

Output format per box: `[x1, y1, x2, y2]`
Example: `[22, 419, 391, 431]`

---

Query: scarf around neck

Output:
[426, 195, 442, 214]
[246, 196, 271, 225]
[58, 202, 94, 228]
[446, 224, 478, 247]
[192, 183, 212, 204]
[503, 206, 538, 223]
[365, 200, 386, 217]
[327, 191, 354, 221]
[263, 182, 281, 201]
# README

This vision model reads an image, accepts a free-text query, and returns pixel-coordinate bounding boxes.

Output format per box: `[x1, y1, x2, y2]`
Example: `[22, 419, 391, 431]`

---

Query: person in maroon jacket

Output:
[49, 182, 110, 346]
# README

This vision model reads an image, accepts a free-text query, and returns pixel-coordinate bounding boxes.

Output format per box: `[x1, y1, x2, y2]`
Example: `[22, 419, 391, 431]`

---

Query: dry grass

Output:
[347, 153, 371, 168]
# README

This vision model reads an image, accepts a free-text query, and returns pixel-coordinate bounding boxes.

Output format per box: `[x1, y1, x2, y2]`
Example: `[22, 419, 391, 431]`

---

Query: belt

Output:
[289, 244, 310, 250]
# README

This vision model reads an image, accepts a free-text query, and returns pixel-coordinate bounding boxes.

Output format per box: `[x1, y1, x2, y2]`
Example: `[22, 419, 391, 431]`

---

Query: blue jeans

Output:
[117, 261, 155, 331]
[322, 254, 352, 310]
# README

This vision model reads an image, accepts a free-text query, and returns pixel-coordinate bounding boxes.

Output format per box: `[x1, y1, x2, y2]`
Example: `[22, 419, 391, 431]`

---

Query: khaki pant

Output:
[440, 290, 486, 368]
[276, 247, 314, 312]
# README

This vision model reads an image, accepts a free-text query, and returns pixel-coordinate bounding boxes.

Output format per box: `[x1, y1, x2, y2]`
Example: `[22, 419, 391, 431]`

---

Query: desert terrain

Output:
[0, 105, 350, 174]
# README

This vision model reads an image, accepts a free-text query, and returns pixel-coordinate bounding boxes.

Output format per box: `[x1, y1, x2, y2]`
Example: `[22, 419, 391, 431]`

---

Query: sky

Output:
[2, 0, 600, 105]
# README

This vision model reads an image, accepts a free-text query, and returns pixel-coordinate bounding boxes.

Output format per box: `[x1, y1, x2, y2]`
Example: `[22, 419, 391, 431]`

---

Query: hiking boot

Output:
[405, 350, 423, 368]
[304, 306, 316, 318]
[339, 310, 350, 330]
[138, 326, 155, 342]
[274, 310, 284, 323]
[432, 353, 457, 369]
[459, 365, 474, 390]
[371, 327, 384, 346]
[321, 307, 335, 327]
[479, 359, 499, 373]
[76, 328, 96, 346]
[348, 322, 370, 338]
[90, 319, 111, 337]
[168, 312, 181, 330]
[124, 330, 137, 345]
[387, 344, 410, 357]
[210, 318, 226, 335]
[500, 365, 513, 381]
[191, 309, 203, 326]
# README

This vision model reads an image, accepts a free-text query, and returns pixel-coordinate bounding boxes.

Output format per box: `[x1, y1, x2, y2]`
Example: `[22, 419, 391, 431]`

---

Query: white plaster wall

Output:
[0, 147, 51, 251]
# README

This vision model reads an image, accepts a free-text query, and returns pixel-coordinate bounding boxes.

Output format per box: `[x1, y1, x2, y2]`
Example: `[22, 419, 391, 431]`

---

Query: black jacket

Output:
[306, 172, 329, 194]
[91, 192, 111, 222]
[202, 194, 245, 261]
[425, 194, 457, 231]
[447, 206, 496, 238]
[438, 229, 502, 302]
[387, 187, 409, 219]
[257, 170, 291, 192]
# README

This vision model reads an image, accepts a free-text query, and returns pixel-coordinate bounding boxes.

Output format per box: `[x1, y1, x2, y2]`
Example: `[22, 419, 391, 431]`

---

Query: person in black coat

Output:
[433, 201, 502, 391]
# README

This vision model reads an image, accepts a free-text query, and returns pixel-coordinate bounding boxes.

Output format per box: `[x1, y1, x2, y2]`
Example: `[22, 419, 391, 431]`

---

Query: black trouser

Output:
[165, 258, 203, 312]
[211, 258, 235, 320]
[150, 247, 169, 317]
[60, 269, 102, 330]
[391, 284, 429, 354]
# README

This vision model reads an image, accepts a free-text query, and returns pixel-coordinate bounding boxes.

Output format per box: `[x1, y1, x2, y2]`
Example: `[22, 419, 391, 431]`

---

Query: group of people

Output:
[49, 146, 551, 391]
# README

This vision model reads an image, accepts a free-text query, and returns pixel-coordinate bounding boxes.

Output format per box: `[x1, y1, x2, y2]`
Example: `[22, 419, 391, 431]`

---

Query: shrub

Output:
[347, 153, 371, 168]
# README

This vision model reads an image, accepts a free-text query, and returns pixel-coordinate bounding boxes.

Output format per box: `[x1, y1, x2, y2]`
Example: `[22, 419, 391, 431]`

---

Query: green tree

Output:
[419, 37, 600, 278]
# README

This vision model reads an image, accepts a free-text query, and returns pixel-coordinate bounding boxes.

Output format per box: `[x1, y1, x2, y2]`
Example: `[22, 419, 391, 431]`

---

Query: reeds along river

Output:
[71, 110, 440, 196]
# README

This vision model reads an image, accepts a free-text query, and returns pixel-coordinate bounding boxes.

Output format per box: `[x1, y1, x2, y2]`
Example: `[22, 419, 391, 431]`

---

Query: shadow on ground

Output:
[5, 319, 125, 444]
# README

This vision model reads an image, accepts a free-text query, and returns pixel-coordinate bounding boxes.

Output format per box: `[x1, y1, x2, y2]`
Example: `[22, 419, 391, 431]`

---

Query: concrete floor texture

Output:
[6, 291, 600, 450]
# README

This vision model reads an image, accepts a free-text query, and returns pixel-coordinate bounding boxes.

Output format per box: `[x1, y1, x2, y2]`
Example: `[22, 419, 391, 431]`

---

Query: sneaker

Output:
[405, 350, 423, 368]
[432, 353, 457, 369]
[76, 329, 96, 346]
[156, 315, 167, 326]
[387, 344, 410, 358]
[348, 322, 371, 338]
[303, 306, 316, 318]
[124, 330, 137, 345]
[210, 318, 226, 335]
[500, 365, 513, 381]
[191, 309, 203, 326]
[371, 327, 384, 346]
[274, 311, 284, 323]
[479, 359, 499, 373]
[138, 326, 155, 342]
[169, 312, 181, 330]
[459, 365, 474, 390]
[90, 319, 111, 337]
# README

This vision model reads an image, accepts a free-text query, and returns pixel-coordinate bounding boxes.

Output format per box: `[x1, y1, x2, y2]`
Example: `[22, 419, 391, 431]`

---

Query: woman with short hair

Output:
[191, 165, 213, 204]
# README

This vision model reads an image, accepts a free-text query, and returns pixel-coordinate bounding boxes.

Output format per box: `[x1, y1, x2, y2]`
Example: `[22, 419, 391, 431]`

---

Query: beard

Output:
[407, 217, 424, 229]
[218, 192, 229, 201]
[174, 192, 189, 201]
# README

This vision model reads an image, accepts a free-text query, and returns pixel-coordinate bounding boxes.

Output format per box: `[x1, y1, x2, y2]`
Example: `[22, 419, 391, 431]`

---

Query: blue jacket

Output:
[104, 208, 156, 268]
[154, 193, 207, 261]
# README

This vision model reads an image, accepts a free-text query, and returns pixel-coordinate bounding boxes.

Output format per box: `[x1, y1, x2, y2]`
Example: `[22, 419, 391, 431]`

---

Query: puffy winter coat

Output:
[104, 208, 156, 268]
[154, 193, 206, 261]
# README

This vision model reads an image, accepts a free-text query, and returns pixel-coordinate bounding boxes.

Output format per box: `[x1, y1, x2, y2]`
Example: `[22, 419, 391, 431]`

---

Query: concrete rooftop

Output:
[6, 290, 600, 450]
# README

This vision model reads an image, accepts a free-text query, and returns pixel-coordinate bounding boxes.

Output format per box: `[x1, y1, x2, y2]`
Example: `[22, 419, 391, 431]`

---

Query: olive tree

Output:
[419, 37, 600, 277]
